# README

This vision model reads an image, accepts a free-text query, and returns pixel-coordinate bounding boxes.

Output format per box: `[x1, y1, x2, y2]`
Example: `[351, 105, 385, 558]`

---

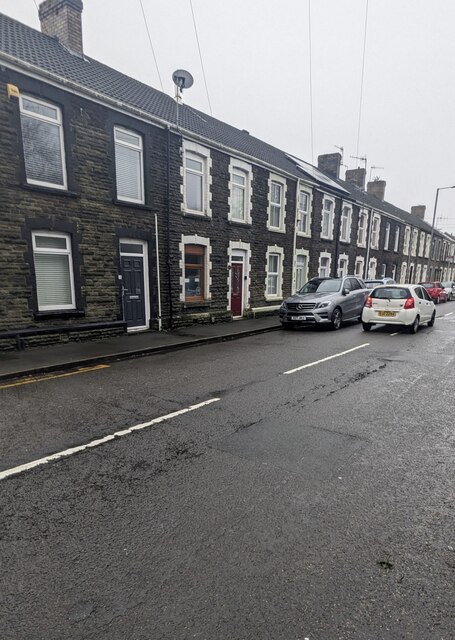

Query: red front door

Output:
[231, 263, 243, 316]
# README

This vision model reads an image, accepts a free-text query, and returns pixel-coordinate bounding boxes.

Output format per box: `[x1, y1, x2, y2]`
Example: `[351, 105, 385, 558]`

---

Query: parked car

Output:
[419, 281, 447, 304]
[362, 284, 436, 333]
[280, 276, 368, 330]
[441, 281, 455, 301]
[364, 278, 396, 288]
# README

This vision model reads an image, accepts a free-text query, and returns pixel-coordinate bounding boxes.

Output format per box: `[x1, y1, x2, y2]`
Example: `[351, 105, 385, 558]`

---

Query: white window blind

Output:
[114, 127, 144, 203]
[267, 253, 279, 295]
[20, 95, 66, 189]
[32, 233, 75, 310]
[270, 182, 283, 228]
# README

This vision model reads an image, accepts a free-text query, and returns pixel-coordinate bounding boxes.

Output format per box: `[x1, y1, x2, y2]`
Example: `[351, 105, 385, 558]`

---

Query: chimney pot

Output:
[39, 0, 84, 56]
[317, 153, 341, 179]
[367, 179, 386, 201]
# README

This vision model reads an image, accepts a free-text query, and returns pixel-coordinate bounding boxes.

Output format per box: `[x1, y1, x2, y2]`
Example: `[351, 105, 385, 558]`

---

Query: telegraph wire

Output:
[189, 0, 213, 115]
[308, 0, 314, 165]
[356, 0, 369, 157]
[32, 0, 39, 10]
[139, 0, 164, 92]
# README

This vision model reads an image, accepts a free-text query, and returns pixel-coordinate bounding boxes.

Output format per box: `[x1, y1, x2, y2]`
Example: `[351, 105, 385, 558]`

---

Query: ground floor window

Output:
[381, 263, 387, 278]
[295, 253, 308, 291]
[355, 257, 364, 278]
[184, 244, 205, 302]
[318, 253, 331, 277]
[338, 255, 348, 278]
[368, 258, 377, 279]
[265, 245, 284, 299]
[32, 231, 75, 310]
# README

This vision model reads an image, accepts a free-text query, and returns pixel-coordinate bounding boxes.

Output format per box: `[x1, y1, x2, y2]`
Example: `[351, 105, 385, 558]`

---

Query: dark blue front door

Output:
[121, 255, 146, 328]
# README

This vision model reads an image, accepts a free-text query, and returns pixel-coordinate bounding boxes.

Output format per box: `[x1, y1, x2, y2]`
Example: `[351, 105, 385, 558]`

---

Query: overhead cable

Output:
[356, 0, 369, 157]
[308, 0, 314, 164]
[139, 0, 164, 92]
[189, 0, 213, 115]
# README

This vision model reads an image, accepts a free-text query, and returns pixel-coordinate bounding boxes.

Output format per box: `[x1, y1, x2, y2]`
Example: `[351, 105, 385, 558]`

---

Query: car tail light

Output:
[364, 296, 373, 308]
[404, 297, 415, 309]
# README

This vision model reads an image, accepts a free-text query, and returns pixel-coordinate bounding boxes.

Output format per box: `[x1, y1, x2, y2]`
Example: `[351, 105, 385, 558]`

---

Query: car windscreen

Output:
[420, 283, 434, 288]
[298, 279, 342, 294]
[371, 287, 410, 299]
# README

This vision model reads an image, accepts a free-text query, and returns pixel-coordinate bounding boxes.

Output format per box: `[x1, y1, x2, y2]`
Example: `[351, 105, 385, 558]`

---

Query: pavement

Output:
[0, 314, 280, 381]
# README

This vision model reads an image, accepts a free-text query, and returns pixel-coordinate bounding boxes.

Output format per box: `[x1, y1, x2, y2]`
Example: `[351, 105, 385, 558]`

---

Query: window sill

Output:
[181, 211, 212, 220]
[182, 301, 211, 309]
[267, 227, 286, 234]
[296, 231, 311, 238]
[320, 235, 334, 241]
[340, 238, 351, 244]
[264, 296, 283, 302]
[34, 309, 85, 320]
[113, 199, 152, 211]
[228, 219, 252, 227]
[20, 184, 79, 198]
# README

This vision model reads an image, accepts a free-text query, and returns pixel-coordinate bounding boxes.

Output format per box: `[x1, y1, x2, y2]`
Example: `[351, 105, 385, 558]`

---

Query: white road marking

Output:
[0, 398, 220, 482]
[390, 332, 399, 336]
[283, 343, 369, 375]
[444, 312, 453, 316]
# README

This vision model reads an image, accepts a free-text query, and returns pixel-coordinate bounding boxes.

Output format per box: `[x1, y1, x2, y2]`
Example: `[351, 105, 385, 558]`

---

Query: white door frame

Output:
[119, 238, 150, 332]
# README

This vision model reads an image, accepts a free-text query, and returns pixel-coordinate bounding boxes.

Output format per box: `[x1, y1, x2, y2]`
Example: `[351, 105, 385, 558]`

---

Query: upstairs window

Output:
[384, 222, 390, 250]
[358, 210, 367, 246]
[403, 227, 411, 254]
[183, 142, 211, 216]
[370, 215, 380, 249]
[340, 205, 351, 242]
[32, 232, 75, 310]
[321, 198, 334, 239]
[411, 229, 418, 256]
[268, 178, 286, 231]
[229, 160, 252, 223]
[19, 95, 67, 189]
[394, 227, 400, 252]
[297, 190, 310, 234]
[114, 127, 144, 203]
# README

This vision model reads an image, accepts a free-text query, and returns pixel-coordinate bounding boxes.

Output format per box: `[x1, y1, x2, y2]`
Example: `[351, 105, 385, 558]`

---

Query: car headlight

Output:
[315, 301, 331, 309]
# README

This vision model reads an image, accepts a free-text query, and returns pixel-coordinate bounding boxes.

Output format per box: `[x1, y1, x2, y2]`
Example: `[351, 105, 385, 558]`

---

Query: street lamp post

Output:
[426, 185, 455, 279]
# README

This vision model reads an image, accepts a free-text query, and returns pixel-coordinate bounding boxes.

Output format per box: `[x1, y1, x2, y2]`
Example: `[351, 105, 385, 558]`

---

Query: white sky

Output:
[3, 0, 455, 232]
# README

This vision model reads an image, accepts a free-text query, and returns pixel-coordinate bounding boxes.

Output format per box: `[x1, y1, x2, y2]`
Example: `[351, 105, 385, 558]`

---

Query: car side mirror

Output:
[342, 288, 350, 296]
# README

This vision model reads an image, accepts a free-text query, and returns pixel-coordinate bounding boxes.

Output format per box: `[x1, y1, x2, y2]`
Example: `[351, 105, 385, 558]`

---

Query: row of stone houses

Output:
[0, 0, 454, 349]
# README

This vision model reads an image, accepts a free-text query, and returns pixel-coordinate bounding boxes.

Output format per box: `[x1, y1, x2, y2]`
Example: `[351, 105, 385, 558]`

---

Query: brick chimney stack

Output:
[367, 179, 386, 201]
[345, 167, 366, 190]
[411, 205, 426, 220]
[317, 153, 341, 179]
[39, 0, 84, 57]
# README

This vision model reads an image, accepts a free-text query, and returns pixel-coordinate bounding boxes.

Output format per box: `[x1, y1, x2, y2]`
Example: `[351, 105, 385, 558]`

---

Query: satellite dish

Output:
[172, 69, 194, 90]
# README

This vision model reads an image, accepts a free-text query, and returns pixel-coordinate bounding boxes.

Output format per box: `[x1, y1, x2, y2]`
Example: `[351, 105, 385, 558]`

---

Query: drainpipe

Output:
[154, 213, 162, 331]
[166, 125, 174, 329]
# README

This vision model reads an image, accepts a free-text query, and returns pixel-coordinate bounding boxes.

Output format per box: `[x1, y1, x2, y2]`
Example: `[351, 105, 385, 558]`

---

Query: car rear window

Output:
[371, 287, 410, 299]
[420, 282, 434, 288]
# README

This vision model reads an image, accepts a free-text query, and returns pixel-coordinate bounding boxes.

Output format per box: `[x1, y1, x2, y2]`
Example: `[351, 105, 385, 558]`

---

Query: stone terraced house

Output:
[0, 0, 454, 350]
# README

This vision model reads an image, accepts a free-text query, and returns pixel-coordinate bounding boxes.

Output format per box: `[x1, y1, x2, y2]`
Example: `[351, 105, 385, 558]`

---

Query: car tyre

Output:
[330, 307, 342, 330]
[362, 322, 372, 332]
[427, 311, 436, 327]
[409, 315, 420, 334]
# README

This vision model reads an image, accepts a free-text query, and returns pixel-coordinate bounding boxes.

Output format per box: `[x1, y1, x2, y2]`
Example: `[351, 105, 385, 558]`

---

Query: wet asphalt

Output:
[1, 305, 454, 639]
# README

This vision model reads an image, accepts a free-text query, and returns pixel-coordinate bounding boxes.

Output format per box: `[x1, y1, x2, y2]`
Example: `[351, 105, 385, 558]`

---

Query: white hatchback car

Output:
[362, 284, 436, 333]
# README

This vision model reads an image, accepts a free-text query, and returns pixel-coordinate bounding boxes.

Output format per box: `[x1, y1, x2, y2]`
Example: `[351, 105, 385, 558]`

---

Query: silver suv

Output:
[280, 276, 369, 330]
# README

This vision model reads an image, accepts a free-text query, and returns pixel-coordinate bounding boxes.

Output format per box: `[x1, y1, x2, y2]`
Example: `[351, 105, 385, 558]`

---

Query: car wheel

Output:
[428, 311, 436, 327]
[409, 315, 420, 334]
[330, 307, 342, 330]
[362, 322, 372, 332]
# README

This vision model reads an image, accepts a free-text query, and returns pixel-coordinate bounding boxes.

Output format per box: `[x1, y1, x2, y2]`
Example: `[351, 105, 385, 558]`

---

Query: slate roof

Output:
[0, 11, 333, 187]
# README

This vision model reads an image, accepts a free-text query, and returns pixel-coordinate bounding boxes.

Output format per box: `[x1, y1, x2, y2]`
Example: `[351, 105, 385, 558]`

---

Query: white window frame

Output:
[228, 158, 252, 224]
[338, 253, 349, 278]
[357, 209, 368, 247]
[391, 263, 397, 281]
[19, 94, 67, 190]
[340, 203, 352, 243]
[181, 140, 212, 217]
[403, 226, 411, 255]
[400, 262, 407, 283]
[425, 234, 431, 258]
[267, 174, 287, 232]
[265, 245, 284, 300]
[114, 126, 144, 204]
[411, 228, 418, 256]
[415, 264, 422, 283]
[368, 257, 377, 279]
[355, 256, 365, 278]
[370, 213, 381, 249]
[384, 221, 391, 250]
[394, 226, 400, 252]
[419, 231, 425, 257]
[318, 251, 332, 278]
[380, 263, 387, 278]
[32, 231, 75, 311]
[179, 235, 212, 302]
[296, 186, 312, 236]
[320, 195, 335, 240]
[293, 248, 309, 292]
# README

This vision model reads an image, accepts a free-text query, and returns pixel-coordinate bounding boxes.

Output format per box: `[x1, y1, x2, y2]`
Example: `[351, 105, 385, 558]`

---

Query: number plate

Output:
[291, 315, 307, 321]
[378, 310, 396, 317]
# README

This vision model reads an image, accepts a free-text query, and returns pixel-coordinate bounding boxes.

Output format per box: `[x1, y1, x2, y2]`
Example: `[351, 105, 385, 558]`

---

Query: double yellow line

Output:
[0, 364, 109, 390]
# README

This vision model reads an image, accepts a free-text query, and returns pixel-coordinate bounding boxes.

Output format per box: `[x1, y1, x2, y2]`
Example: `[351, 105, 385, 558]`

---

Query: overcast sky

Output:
[3, 0, 455, 232]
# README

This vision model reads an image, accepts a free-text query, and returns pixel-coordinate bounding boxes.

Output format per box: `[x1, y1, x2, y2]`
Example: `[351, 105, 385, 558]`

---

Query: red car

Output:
[419, 281, 447, 304]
